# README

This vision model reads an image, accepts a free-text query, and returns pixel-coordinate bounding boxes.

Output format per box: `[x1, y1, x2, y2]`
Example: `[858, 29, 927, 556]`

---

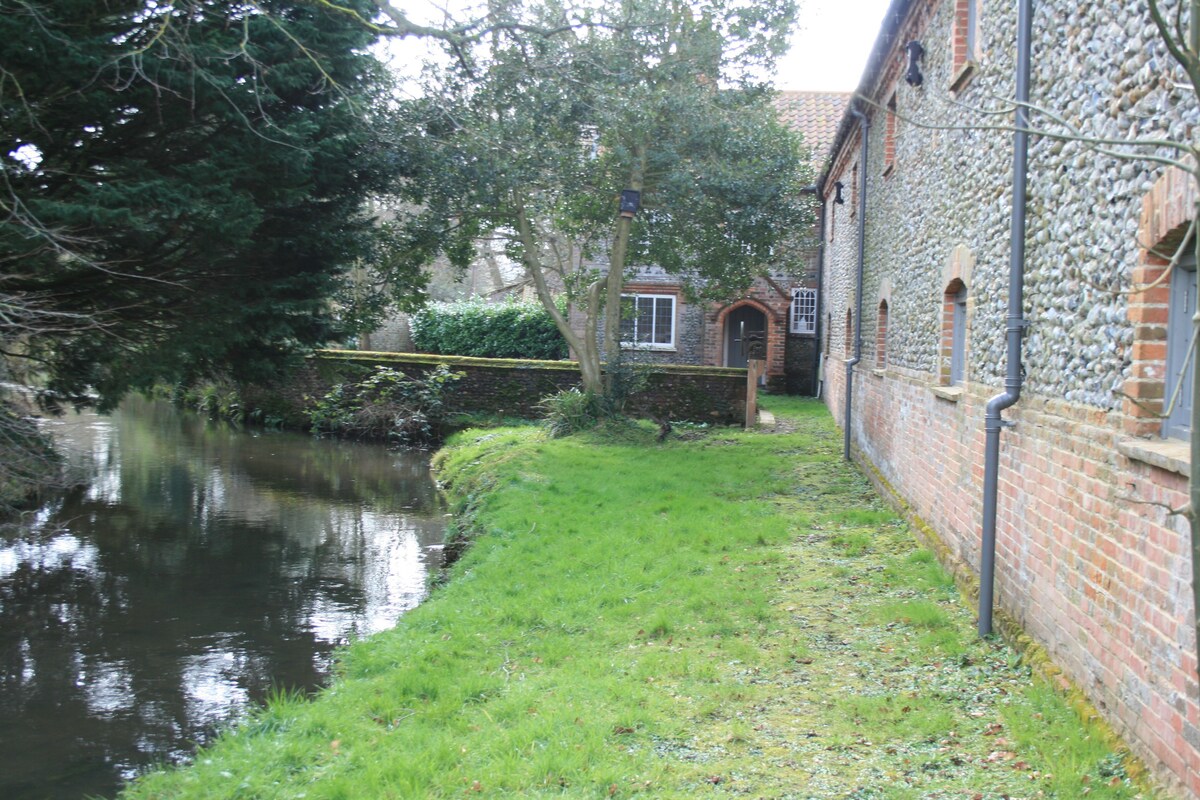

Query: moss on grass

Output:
[121, 399, 1158, 799]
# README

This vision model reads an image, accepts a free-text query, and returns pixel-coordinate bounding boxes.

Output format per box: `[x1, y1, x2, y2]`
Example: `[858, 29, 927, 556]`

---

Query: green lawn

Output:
[124, 397, 1154, 798]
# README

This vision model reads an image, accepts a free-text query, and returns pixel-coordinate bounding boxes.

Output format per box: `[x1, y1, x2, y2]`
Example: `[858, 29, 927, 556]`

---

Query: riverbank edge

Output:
[0, 392, 70, 517]
[427, 427, 514, 580]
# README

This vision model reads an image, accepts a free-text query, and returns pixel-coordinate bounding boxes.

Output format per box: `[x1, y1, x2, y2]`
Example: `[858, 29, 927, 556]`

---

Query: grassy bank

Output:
[124, 398, 1153, 798]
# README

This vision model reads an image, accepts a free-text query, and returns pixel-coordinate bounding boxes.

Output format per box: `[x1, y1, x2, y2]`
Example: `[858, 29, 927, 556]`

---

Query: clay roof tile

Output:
[773, 90, 852, 169]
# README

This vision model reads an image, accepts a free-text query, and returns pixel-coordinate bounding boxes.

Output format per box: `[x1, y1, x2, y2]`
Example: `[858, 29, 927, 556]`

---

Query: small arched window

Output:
[941, 279, 968, 385]
[1165, 248, 1196, 439]
[877, 301, 889, 369]
[952, 0, 982, 77]
[844, 309, 854, 359]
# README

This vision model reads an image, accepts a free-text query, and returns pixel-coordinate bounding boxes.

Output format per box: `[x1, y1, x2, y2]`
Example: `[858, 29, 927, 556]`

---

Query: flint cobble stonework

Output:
[821, 0, 1200, 795]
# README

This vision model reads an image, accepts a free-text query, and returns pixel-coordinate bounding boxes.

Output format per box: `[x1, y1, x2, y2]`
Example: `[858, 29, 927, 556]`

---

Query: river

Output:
[0, 397, 447, 799]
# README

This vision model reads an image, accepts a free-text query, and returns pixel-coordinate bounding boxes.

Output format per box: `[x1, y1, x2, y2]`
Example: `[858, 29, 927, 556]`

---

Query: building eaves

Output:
[820, 0, 914, 190]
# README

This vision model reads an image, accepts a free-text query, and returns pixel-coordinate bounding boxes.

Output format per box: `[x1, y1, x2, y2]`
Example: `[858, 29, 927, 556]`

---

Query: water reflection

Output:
[0, 397, 445, 799]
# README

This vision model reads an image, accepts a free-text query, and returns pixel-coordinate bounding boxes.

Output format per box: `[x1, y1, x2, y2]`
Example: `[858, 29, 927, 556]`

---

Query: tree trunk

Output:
[513, 204, 604, 392]
[602, 146, 648, 393]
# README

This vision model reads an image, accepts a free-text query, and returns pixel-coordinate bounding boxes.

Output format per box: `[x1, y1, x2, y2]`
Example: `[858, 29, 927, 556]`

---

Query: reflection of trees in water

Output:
[87, 396, 442, 519]
[0, 400, 446, 799]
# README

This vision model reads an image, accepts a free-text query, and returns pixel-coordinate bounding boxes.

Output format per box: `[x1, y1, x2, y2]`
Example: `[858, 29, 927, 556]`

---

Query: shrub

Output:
[174, 379, 244, 422]
[167, 380, 291, 429]
[537, 355, 657, 438]
[306, 365, 462, 445]
[410, 298, 568, 360]
[538, 387, 612, 438]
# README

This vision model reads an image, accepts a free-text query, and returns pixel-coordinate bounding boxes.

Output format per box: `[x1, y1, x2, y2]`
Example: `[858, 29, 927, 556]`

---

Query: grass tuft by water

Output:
[121, 396, 1157, 799]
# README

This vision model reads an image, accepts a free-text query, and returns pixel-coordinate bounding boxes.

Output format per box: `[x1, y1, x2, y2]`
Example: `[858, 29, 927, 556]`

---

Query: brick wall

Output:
[819, 0, 1200, 794]
[1125, 166, 1198, 438]
[785, 333, 818, 395]
[244, 350, 749, 428]
[837, 366, 1197, 797]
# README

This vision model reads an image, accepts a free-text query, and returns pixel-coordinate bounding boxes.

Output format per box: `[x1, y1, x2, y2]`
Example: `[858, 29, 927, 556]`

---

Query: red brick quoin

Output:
[1125, 166, 1198, 436]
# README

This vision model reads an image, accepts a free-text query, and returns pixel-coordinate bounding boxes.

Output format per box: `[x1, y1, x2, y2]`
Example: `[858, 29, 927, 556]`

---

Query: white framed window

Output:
[620, 293, 675, 349]
[790, 288, 816, 334]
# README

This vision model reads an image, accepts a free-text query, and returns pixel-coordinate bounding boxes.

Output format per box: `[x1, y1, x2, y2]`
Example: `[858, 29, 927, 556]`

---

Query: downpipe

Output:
[813, 188, 827, 398]
[979, 0, 1034, 637]
[843, 107, 870, 461]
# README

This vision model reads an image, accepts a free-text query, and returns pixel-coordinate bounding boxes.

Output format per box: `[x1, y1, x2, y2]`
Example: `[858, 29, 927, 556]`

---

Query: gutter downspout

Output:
[802, 183, 827, 398]
[815, 197, 827, 397]
[979, 0, 1034, 637]
[844, 108, 869, 460]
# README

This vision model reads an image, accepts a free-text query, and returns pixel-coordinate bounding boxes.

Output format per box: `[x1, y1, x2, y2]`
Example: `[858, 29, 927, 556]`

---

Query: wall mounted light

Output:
[905, 40, 925, 87]
[834, 181, 846, 205]
[619, 189, 641, 218]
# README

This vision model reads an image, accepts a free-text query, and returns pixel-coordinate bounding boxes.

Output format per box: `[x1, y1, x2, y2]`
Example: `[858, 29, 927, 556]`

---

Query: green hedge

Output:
[409, 299, 568, 360]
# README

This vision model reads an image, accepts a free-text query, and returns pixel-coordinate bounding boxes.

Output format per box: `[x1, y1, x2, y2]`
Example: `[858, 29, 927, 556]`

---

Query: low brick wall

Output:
[244, 350, 749, 427]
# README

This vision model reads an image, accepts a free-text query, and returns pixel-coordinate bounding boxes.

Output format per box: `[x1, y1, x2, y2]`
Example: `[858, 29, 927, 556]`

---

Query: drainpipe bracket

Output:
[984, 416, 1017, 432]
[1006, 318, 1029, 335]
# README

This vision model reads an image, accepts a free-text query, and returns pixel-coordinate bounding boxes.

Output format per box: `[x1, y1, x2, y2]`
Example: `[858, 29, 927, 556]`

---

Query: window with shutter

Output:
[1164, 252, 1196, 440]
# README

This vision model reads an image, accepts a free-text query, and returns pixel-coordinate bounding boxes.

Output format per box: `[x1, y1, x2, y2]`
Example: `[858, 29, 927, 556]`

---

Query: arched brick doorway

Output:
[724, 305, 767, 369]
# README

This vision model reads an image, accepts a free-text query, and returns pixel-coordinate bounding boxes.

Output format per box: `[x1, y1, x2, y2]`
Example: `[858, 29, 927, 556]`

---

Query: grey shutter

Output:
[1165, 253, 1196, 440]
[950, 286, 967, 385]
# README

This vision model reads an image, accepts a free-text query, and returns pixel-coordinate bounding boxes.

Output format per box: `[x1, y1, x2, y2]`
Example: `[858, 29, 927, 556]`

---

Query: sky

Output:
[387, 0, 894, 93]
[775, 0, 893, 91]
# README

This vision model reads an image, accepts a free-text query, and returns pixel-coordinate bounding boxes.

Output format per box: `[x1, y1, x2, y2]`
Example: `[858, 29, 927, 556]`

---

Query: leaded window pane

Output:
[636, 297, 654, 343]
[619, 296, 636, 340]
[950, 286, 967, 385]
[653, 299, 673, 344]
[619, 294, 674, 347]
[791, 289, 816, 334]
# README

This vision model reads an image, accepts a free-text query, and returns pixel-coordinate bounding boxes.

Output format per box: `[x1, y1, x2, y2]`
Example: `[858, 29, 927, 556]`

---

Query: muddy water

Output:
[0, 397, 446, 799]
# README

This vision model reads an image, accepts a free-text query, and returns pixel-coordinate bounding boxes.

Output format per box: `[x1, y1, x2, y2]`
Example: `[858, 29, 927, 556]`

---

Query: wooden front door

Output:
[725, 306, 766, 369]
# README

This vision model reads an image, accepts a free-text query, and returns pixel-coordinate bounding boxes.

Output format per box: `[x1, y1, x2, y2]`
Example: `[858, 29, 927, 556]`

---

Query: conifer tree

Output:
[0, 0, 414, 405]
